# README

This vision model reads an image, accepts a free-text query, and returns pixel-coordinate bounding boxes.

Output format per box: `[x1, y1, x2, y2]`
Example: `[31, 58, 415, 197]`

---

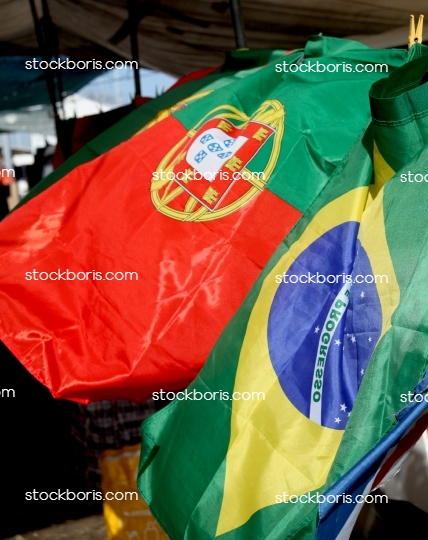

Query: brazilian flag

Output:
[137, 45, 428, 539]
[317, 50, 428, 537]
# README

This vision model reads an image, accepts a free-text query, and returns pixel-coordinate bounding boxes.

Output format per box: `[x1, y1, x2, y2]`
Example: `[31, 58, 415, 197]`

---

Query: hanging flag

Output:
[137, 46, 428, 539]
[317, 163, 428, 536]
[0, 37, 405, 403]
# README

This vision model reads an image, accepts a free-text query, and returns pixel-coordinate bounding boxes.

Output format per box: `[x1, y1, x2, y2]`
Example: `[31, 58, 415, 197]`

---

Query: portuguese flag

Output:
[0, 37, 404, 403]
[137, 46, 428, 539]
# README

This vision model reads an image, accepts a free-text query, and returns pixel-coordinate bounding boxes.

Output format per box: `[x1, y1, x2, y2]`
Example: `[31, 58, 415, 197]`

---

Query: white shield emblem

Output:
[186, 128, 247, 180]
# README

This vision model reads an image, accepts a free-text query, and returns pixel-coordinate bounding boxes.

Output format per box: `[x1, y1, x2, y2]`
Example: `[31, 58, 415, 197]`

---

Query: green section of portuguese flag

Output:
[138, 44, 428, 540]
[13, 48, 290, 212]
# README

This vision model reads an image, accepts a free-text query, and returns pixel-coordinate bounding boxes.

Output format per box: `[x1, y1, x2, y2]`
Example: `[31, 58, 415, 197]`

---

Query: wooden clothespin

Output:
[408, 14, 424, 49]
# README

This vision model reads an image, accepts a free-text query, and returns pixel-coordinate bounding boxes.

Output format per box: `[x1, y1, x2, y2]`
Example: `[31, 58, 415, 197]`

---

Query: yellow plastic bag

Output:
[100, 444, 169, 540]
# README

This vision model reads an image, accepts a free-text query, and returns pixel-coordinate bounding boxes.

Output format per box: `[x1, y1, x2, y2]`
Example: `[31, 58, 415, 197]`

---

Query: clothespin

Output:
[408, 14, 424, 49]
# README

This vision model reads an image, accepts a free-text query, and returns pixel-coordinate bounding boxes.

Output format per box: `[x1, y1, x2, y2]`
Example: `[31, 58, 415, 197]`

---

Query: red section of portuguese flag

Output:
[0, 116, 300, 403]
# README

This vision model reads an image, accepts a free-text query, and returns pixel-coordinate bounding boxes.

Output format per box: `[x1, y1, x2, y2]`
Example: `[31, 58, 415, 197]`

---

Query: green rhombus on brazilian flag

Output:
[137, 42, 428, 539]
